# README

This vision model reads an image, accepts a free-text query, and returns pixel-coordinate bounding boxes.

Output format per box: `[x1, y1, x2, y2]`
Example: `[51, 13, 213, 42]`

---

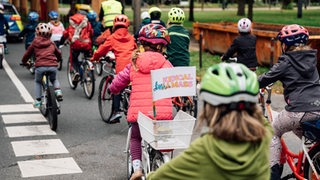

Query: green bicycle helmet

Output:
[200, 63, 259, 106]
[168, 7, 185, 24]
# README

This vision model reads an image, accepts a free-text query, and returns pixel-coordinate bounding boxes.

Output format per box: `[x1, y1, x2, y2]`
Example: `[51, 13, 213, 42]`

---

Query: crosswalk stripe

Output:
[5, 125, 56, 137]
[11, 139, 69, 157]
[2, 114, 47, 124]
[18, 157, 83, 178]
[0, 104, 39, 113]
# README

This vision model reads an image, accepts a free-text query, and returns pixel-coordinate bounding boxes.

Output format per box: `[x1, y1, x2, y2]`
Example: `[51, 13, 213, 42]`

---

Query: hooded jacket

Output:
[22, 36, 61, 67]
[259, 49, 320, 112]
[92, 28, 137, 73]
[109, 51, 173, 122]
[19, 21, 39, 47]
[147, 119, 273, 180]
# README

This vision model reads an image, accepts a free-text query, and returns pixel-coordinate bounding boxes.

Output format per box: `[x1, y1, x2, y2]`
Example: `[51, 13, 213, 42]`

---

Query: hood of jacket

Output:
[112, 28, 133, 43]
[284, 49, 318, 78]
[32, 36, 53, 49]
[136, 51, 168, 74]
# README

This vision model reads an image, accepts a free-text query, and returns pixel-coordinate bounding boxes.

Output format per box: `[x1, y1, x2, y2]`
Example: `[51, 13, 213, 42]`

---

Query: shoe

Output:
[270, 164, 283, 180]
[4, 48, 8, 54]
[109, 112, 121, 124]
[33, 100, 41, 108]
[72, 73, 80, 85]
[55, 89, 63, 101]
[130, 170, 143, 180]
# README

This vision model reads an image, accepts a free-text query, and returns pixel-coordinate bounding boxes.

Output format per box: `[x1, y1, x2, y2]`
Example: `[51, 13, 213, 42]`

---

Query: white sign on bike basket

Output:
[151, 66, 196, 101]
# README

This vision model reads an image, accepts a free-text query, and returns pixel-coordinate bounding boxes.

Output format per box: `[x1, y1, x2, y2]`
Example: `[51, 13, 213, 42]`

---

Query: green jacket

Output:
[147, 120, 273, 180]
[167, 24, 190, 67]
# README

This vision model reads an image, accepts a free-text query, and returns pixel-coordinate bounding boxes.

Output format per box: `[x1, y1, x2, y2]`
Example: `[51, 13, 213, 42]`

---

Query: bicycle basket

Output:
[137, 110, 196, 150]
[300, 112, 320, 141]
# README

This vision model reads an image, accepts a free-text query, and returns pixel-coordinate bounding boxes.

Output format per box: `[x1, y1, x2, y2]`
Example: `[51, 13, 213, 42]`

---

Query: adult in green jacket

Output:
[147, 63, 273, 180]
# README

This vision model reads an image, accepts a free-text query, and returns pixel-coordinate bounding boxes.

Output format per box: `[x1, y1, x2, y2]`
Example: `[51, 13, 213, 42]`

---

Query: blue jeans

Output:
[34, 66, 60, 99]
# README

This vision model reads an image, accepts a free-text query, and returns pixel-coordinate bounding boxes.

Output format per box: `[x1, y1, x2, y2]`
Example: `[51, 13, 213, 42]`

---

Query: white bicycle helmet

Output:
[237, 18, 252, 33]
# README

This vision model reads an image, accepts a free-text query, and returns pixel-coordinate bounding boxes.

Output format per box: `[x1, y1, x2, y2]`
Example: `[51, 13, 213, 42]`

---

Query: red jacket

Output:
[22, 36, 61, 67]
[92, 28, 137, 73]
[109, 51, 173, 122]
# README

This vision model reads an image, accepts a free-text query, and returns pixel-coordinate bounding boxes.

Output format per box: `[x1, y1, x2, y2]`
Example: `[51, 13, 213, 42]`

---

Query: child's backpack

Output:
[68, 14, 92, 51]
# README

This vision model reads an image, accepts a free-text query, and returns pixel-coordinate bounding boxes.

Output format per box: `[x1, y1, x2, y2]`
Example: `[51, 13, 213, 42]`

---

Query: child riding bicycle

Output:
[258, 24, 320, 180]
[147, 62, 272, 179]
[109, 24, 173, 180]
[19, 11, 39, 50]
[91, 14, 137, 123]
[21, 23, 63, 108]
[48, 11, 65, 48]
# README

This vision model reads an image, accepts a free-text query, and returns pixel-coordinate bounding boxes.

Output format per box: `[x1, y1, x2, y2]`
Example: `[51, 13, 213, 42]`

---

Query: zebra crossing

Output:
[0, 104, 82, 178]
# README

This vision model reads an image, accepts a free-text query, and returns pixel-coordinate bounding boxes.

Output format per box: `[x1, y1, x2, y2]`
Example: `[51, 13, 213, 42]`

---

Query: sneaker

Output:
[55, 89, 63, 101]
[109, 112, 121, 124]
[33, 100, 41, 108]
[4, 48, 8, 54]
[72, 73, 80, 85]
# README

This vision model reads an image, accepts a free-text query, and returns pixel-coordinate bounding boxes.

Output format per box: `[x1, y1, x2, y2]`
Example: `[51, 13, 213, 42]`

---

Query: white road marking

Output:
[2, 58, 34, 103]
[11, 139, 69, 157]
[0, 104, 39, 113]
[18, 157, 82, 178]
[6, 125, 56, 137]
[2, 114, 46, 124]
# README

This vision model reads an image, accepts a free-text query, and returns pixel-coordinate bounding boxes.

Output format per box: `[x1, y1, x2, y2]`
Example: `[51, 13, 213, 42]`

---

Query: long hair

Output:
[197, 103, 266, 142]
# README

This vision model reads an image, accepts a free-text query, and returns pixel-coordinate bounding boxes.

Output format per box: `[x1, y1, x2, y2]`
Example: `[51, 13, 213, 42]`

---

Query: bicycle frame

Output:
[261, 85, 320, 180]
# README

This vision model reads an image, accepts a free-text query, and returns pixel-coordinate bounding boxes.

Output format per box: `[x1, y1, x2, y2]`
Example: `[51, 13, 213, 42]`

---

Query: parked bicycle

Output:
[20, 64, 61, 131]
[260, 85, 320, 180]
[67, 51, 95, 99]
[125, 111, 196, 179]
[97, 53, 130, 123]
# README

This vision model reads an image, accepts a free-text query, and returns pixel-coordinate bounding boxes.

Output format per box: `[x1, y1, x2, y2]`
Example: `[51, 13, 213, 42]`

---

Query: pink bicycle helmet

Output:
[277, 24, 309, 47]
[113, 14, 130, 28]
[36, 23, 52, 38]
[138, 24, 170, 45]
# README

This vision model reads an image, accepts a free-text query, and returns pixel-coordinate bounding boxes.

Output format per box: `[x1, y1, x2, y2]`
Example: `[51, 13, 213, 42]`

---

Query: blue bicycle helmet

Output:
[48, 11, 59, 20]
[87, 11, 97, 21]
[28, 11, 39, 22]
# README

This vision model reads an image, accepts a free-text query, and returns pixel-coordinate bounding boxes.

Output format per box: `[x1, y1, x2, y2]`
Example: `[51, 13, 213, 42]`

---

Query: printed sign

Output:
[151, 67, 196, 101]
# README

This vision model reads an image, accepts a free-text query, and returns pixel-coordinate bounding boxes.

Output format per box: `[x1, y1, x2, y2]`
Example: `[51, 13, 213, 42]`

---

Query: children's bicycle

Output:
[97, 54, 130, 123]
[260, 85, 320, 180]
[125, 111, 196, 179]
[67, 51, 95, 99]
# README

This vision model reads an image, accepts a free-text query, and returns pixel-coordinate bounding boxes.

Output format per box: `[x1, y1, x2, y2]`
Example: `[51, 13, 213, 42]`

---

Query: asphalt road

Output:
[0, 40, 300, 179]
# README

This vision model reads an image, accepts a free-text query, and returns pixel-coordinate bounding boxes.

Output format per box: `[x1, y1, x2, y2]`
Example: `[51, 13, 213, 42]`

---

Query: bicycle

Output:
[67, 50, 95, 99]
[125, 110, 196, 179]
[172, 96, 198, 118]
[20, 64, 61, 131]
[97, 54, 130, 123]
[259, 84, 320, 180]
[0, 42, 4, 69]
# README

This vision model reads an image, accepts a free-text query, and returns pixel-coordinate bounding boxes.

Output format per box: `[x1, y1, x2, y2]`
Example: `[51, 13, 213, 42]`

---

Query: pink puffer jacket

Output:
[109, 51, 173, 122]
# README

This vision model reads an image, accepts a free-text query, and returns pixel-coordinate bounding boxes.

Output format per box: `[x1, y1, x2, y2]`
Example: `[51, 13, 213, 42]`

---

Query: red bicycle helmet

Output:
[138, 24, 170, 45]
[36, 23, 52, 38]
[277, 24, 309, 47]
[113, 14, 130, 28]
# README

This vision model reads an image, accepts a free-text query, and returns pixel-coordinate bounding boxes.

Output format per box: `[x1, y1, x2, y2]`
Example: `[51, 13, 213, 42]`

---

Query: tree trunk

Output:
[237, 0, 245, 16]
[189, 0, 194, 21]
[247, 0, 253, 21]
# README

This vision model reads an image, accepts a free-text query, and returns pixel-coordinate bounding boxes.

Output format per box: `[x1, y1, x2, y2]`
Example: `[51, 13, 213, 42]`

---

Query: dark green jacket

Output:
[167, 24, 190, 67]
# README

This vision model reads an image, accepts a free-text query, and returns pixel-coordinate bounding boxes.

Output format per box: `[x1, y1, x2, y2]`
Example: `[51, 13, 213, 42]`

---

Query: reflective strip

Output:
[169, 32, 190, 40]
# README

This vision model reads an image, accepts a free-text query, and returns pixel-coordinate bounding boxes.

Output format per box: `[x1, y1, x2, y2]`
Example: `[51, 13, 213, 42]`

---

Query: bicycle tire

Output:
[82, 62, 95, 99]
[126, 127, 134, 179]
[67, 58, 77, 89]
[47, 87, 58, 131]
[150, 150, 165, 172]
[304, 144, 320, 179]
[40, 85, 48, 117]
[95, 62, 103, 76]
[98, 75, 113, 122]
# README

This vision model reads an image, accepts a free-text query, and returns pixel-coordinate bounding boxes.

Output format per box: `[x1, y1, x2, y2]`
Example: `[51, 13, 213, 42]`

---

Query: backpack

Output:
[68, 14, 92, 51]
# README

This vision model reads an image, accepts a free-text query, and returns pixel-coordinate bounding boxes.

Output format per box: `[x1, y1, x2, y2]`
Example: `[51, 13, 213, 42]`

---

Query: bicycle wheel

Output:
[304, 144, 320, 179]
[95, 62, 103, 76]
[83, 62, 95, 99]
[150, 150, 165, 171]
[40, 85, 48, 117]
[98, 75, 113, 122]
[67, 58, 77, 89]
[183, 96, 198, 118]
[126, 127, 134, 179]
[47, 87, 58, 131]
